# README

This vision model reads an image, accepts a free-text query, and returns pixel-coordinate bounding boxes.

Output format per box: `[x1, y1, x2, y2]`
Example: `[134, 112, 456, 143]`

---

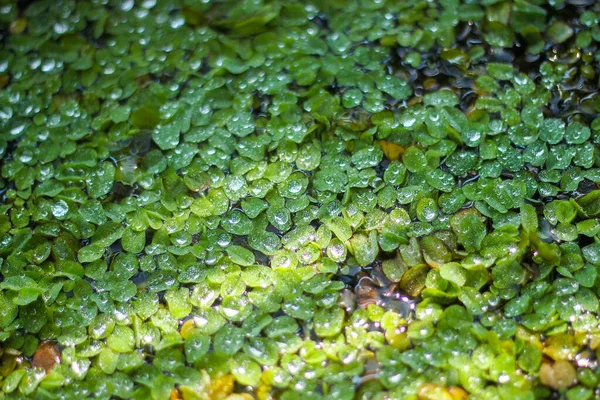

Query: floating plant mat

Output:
[1, 0, 600, 399]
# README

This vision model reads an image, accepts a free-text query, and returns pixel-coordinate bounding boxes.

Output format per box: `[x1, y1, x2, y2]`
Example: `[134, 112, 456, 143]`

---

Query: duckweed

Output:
[1, 0, 600, 399]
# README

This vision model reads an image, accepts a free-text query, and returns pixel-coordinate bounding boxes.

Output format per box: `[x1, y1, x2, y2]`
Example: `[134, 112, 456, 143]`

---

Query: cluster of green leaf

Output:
[1, 0, 600, 399]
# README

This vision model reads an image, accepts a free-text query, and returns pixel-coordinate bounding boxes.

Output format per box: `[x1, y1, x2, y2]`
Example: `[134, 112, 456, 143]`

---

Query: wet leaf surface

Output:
[30, 342, 60, 373]
[1, 0, 600, 398]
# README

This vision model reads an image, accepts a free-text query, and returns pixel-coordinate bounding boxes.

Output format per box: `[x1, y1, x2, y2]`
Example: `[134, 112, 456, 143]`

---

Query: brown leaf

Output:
[380, 140, 405, 161]
[417, 383, 468, 400]
[31, 342, 60, 373]
[539, 360, 577, 390]
[0, 75, 9, 89]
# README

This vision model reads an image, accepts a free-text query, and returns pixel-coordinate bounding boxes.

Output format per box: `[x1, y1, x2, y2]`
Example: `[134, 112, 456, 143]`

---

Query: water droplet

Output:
[121, 0, 134, 11]
[51, 200, 69, 218]
[41, 59, 56, 72]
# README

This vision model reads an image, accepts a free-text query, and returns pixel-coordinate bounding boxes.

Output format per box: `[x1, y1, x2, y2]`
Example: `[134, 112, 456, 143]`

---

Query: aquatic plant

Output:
[1, 0, 600, 399]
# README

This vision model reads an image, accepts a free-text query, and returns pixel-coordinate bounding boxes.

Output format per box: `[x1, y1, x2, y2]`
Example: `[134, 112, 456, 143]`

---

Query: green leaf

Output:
[313, 308, 345, 337]
[92, 222, 125, 247]
[222, 210, 253, 235]
[492, 260, 524, 289]
[122, 227, 145, 253]
[546, 21, 574, 44]
[86, 162, 115, 199]
[107, 326, 135, 353]
[214, 325, 244, 356]
[0, 292, 18, 328]
[78, 244, 105, 263]
[227, 245, 256, 266]
[402, 146, 428, 172]
[577, 190, 600, 217]
[450, 210, 487, 253]
[130, 106, 160, 129]
[153, 121, 182, 150]
[230, 354, 262, 386]
[421, 236, 452, 269]
[375, 75, 411, 100]
[185, 333, 210, 363]
[349, 231, 379, 267]
[565, 121, 591, 145]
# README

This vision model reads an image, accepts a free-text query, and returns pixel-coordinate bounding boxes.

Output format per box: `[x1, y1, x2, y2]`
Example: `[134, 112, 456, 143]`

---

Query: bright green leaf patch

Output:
[1, 0, 599, 398]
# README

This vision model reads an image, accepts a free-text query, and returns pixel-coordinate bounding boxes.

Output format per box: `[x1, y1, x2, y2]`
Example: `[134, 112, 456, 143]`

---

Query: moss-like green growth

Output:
[1, 0, 600, 399]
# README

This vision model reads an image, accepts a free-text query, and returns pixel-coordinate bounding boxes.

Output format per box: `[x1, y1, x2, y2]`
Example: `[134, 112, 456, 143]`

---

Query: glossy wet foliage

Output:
[1, 0, 600, 399]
